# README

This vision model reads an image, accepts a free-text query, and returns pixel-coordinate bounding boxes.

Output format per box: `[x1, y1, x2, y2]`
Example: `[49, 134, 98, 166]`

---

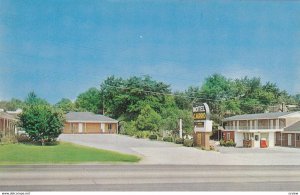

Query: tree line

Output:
[1, 74, 300, 136]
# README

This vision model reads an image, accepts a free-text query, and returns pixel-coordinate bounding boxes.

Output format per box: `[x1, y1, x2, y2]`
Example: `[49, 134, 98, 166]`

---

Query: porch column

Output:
[237, 121, 239, 130]
[250, 120, 253, 130]
[270, 120, 273, 129]
[255, 120, 258, 129]
[233, 121, 236, 130]
[15, 124, 17, 135]
[8, 121, 10, 136]
[281, 132, 283, 146]
[101, 123, 105, 133]
[276, 119, 279, 129]
[4, 118, 6, 136]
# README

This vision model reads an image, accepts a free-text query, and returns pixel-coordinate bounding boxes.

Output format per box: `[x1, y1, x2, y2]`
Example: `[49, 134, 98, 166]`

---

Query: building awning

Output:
[284, 121, 300, 132]
[0, 112, 18, 121]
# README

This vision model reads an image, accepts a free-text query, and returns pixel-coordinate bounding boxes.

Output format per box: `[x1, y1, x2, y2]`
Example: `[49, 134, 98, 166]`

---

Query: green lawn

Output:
[0, 142, 140, 165]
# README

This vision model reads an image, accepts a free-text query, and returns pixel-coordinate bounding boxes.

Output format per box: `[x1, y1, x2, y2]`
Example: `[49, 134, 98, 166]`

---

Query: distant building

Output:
[222, 112, 300, 148]
[63, 112, 118, 134]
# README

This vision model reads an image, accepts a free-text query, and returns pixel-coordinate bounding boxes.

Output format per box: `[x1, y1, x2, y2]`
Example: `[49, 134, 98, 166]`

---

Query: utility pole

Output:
[179, 118, 183, 138]
[102, 90, 105, 115]
[103, 97, 105, 115]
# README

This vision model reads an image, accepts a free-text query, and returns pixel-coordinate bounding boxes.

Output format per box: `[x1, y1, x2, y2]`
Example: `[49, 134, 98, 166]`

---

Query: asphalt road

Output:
[1, 165, 300, 191]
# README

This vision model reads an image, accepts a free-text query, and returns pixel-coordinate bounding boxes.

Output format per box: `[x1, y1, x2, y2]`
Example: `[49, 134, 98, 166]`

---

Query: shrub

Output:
[219, 139, 236, 147]
[183, 139, 194, 147]
[219, 139, 225, 146]
[163, 136, 173, 142]
[121, 121, 138, 136]
[225, 140, 236, 147]
[149, 134, 158, 140]
[16, 134, 31, 143]
[136, 131, 151, 139]
[175, 138, 184, 144]
[157, 137, 163, 141]
[135, 131, 143, 139]
[0, 135, 18, 144]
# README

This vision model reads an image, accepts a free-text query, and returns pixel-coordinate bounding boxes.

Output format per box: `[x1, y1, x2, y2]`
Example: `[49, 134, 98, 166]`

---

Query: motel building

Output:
[0, 110, 18, 137]
[63, 112, 118, 134]
[222, 111, 300, 148]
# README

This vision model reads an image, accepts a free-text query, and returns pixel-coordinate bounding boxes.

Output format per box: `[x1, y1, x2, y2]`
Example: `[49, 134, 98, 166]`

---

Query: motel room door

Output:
[254, 133, 260, 148]
[288, 134, 292, 146]
[78, 123, 83, 133]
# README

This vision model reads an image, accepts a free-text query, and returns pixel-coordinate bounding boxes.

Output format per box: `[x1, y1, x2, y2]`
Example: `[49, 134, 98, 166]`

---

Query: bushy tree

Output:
[136, 105, 162, 132]
[160, 107, 193, 134]
[101, 75, 171, 120]
[18, 104, 65, 145]
[0, 98, 25, 111]
[25, 91, 49, 106]
[55, 98, 77, 113]
[75, 87, 102, 114]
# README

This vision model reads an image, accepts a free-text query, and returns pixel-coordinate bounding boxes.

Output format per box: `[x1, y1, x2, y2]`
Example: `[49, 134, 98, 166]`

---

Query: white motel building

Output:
[222, 111, 300, 148]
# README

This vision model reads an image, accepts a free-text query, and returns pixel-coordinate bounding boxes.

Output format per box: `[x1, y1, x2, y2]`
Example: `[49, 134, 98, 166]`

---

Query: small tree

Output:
[19, 104, 65, 145]
[55, 98, 77, 113]
[75, 87, 102, 114]
[25, 91, 49, 106]
[136, 105, 161, 132]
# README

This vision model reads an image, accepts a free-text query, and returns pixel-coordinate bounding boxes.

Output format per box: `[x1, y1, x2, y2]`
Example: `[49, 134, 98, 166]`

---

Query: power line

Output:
[101, 83, 222, 102]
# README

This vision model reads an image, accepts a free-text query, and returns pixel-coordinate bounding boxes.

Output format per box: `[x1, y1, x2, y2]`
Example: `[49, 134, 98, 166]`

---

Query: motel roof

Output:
[284, 121, 300, 132]
[66, 112, 118, 123]
[222, 112, 299, 122]
[0, 111, 18, 121]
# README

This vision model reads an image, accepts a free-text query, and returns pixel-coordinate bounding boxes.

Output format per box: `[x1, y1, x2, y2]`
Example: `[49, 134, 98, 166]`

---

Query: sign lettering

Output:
[193, 112, 206, 120]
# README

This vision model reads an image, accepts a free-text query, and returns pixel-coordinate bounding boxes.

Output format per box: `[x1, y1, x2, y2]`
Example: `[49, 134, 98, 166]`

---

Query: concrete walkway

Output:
[59, 134, 300, 165]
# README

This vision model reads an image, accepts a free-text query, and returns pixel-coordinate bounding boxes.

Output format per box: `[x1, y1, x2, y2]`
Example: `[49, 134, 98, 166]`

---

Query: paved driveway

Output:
[59, 134, 300, 165]
[59, 134, 222, 164]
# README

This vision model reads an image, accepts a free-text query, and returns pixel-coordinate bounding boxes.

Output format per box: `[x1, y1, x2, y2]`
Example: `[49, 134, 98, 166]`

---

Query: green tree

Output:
[18, 104, 65, 145]
[24, 91, 49, 106]
[101, 75, 171, 120]
[160, 107, 193, 134]
[136, 105, 162, 132]
[174, 91, 192, 110]
[0, 98, 25, 111]
[55, 98, 76, 113]
[75, 88, 102, 114]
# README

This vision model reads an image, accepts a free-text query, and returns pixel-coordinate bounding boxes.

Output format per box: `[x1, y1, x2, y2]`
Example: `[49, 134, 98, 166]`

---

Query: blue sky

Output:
[0, 0, 300, 103]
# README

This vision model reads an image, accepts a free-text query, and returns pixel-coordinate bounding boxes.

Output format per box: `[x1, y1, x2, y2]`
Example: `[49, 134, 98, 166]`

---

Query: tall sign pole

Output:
[179, 119, 183, 139]
[193, 103, 212, 150]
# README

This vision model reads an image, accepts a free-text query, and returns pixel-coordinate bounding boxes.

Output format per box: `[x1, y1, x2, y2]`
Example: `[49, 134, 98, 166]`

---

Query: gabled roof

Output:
[66, 112, 118, 123]
[284, 121, 300, 132]
[222, 112, 299, 122]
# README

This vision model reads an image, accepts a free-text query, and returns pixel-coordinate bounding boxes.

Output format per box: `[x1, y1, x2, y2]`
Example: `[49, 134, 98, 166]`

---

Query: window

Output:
[227, 133, 230, 141]
[108, 124, 112, 130]
[297, 134, 300, 141]
[255, 135, 259, 141]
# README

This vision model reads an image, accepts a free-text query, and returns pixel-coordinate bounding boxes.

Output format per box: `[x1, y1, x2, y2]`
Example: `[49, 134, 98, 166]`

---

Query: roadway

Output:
[1, 165, 300, 191]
